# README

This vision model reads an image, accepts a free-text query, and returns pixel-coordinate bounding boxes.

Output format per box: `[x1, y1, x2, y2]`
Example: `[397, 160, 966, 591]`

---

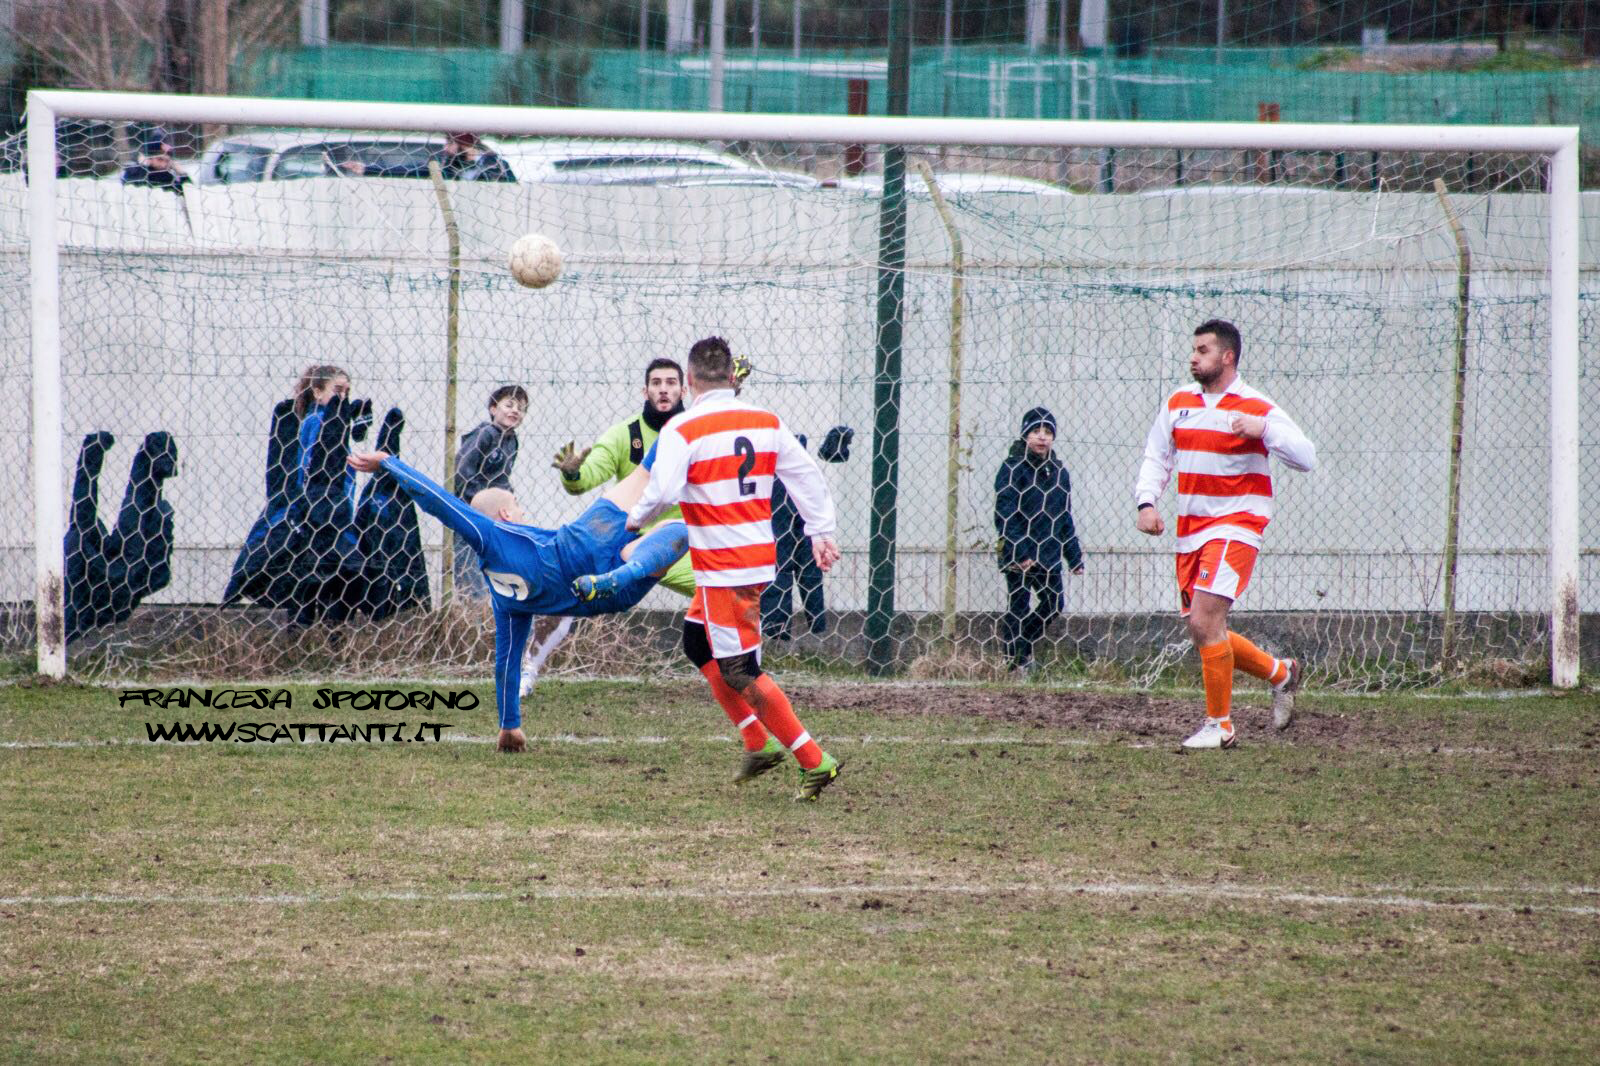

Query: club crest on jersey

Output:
[631, 437, 642, 451]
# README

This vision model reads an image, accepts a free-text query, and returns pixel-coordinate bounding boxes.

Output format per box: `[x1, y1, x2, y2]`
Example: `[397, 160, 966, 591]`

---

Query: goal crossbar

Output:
[29, 89, 1581, 154]
[22, 90, 1582, 686]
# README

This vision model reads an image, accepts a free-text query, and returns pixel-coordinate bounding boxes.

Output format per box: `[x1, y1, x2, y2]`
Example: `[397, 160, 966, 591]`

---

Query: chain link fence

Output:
[1, 116, 1591, 688]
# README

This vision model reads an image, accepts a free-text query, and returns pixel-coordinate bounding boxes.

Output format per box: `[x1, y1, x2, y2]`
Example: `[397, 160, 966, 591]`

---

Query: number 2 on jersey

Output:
[733, 436, 756, 496]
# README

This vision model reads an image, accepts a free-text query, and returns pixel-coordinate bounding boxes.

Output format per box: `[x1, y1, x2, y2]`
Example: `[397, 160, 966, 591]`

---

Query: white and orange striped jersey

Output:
[1135, 377, 1316, 555]
[629, 389, 838, 588]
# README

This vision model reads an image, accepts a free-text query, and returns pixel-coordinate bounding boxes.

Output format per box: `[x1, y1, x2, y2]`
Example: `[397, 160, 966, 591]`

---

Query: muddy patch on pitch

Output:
[785, 683, 1541, 755]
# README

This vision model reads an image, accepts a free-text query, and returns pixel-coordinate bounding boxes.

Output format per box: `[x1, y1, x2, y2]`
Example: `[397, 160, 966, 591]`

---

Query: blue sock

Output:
[606, 521, 686, 586]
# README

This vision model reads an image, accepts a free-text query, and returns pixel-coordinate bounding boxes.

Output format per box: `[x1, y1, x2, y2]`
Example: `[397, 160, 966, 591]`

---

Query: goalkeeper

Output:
[347, 450, 687, 753]
[551, 357, 696, 600]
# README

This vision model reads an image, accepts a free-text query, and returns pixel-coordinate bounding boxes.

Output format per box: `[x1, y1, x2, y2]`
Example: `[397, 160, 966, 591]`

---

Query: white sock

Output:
[519, 617, 574, 698]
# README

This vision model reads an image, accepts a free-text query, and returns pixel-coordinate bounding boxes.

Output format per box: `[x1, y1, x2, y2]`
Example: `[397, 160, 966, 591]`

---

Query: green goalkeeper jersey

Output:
[562, 413, 694, 598]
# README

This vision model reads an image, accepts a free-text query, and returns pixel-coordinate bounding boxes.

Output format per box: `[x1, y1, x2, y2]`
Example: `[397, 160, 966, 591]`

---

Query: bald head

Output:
[470, 487, 524, 524]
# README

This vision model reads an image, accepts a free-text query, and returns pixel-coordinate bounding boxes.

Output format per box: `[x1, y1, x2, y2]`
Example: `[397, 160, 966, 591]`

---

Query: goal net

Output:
[4, 94, 1584, 690]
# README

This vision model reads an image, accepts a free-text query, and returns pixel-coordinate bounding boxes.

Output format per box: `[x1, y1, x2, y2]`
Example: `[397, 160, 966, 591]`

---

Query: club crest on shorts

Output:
[1199, 567, 1211, 580]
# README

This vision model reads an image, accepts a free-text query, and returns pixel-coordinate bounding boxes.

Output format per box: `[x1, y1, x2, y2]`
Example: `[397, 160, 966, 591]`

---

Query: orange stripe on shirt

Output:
[687, 452, 777, 486]
[677, 409, 781, 443]
[1176, 471, 1274, 497]
[679, 498, 773, 527]
[690, 542, 777, 571]
[1216, 395, 1272, 416]
[1172, 427, 1269, 456]
[1177, 512, 1271, 538]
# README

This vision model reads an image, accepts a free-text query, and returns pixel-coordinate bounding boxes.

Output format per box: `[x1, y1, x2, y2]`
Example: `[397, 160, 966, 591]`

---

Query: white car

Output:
[833, 171, 1072, 197]
[191, 131, 451, 183]
[491, 138, 756, 185]
[190, 131, 809, 187]
[1136, 184, 1328, 197]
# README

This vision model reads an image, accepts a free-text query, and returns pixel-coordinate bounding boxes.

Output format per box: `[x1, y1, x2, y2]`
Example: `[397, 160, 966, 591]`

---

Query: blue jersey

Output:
[381, 457, 677, 730]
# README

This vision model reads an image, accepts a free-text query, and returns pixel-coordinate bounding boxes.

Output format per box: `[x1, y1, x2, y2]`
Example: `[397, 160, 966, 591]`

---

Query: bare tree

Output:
[14, 0, 294, 94]
[205, 0, 299, 97]
[14, 0, 296, 159]
[13, 0, 169, 92]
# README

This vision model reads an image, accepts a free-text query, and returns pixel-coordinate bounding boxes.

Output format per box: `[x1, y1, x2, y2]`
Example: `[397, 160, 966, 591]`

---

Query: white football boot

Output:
[1271, 658, 1302, 731]
[1181, 718, 1237, 749]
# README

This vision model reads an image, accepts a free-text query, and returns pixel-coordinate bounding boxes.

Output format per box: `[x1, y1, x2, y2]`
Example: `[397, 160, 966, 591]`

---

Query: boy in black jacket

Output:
[453, 385, 528, 596]
[993, 407, 1084, 674]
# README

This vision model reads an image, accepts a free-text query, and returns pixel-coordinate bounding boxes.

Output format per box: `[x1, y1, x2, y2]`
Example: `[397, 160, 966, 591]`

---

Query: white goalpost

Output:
[18, 89, 1582, 687]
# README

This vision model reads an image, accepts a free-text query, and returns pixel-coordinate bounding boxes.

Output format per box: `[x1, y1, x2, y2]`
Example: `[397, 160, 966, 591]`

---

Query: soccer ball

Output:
[508, 233, 563, 289]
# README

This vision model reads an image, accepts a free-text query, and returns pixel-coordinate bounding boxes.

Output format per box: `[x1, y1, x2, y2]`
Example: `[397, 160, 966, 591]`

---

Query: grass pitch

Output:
[2, 677, 1598, 1063]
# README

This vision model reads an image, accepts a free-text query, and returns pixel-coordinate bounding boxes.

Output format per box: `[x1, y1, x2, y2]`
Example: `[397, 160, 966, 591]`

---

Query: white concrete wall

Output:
[0, 176, 1593, 617]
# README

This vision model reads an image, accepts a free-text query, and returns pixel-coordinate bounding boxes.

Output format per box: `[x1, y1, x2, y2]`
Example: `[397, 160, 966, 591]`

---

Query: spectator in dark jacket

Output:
[120, 127, 189, 191]
[761, 424, 853, 639]
[993, 406, 1083, 674]
[436, 133, 514, 182]
[453, 384, 528, 596]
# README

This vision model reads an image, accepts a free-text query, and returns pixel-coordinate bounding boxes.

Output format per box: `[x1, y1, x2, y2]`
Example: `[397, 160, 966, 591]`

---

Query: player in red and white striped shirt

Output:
[625, 337, 845, 800]
[1135, 319, 1317, 749]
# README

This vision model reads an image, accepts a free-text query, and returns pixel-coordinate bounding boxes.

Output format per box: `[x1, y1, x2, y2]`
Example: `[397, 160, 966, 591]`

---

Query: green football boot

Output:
[734, 737, 787, 784]
[794, 752, 842, 802]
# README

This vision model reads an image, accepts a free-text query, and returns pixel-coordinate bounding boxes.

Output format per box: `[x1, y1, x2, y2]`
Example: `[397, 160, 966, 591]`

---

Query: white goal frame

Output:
[24, 89, 1582, 686]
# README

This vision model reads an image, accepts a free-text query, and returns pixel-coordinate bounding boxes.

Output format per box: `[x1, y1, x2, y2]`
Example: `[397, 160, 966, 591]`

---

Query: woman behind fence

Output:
[993, 407, 1084, 676]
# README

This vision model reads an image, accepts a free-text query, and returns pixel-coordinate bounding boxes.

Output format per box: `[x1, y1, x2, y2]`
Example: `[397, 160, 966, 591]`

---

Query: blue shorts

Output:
[553, 499, 657, 614]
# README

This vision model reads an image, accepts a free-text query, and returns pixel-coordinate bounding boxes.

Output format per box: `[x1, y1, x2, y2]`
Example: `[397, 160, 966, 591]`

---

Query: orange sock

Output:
[1199, 640, 1234, 726]
[1229, 631, 1289, 686]
[743, 674, 823, 770]
[699, 663, 770, 752]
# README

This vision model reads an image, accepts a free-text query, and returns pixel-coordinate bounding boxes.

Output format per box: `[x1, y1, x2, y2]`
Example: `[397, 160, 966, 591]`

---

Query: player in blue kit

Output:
[347, 450, 686, 752]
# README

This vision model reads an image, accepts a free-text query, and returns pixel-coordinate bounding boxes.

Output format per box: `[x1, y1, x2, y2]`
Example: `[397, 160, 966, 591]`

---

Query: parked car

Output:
[189, 131, 810, 187]
[191, 131, 450, 184]
[487, 139, 824, 187]
[1136, 184, 1326, 196]
[0, 119, 125, 178]
[654, 170, 823, 191]
[833, 171, 1072, 197]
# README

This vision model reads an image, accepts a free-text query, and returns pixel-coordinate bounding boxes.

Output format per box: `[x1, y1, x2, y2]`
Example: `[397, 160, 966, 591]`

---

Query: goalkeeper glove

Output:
[552, 441, 591, 480]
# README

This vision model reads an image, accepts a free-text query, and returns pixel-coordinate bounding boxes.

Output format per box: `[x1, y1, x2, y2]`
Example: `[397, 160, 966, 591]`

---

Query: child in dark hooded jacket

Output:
[993, 406, 1083, 673]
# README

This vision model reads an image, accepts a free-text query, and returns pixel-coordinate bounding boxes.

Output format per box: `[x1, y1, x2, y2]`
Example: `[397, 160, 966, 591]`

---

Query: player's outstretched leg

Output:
[575, 520, 687, 601]
[573, 522, 688, 602]
[1227, 630, 1300, 730]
